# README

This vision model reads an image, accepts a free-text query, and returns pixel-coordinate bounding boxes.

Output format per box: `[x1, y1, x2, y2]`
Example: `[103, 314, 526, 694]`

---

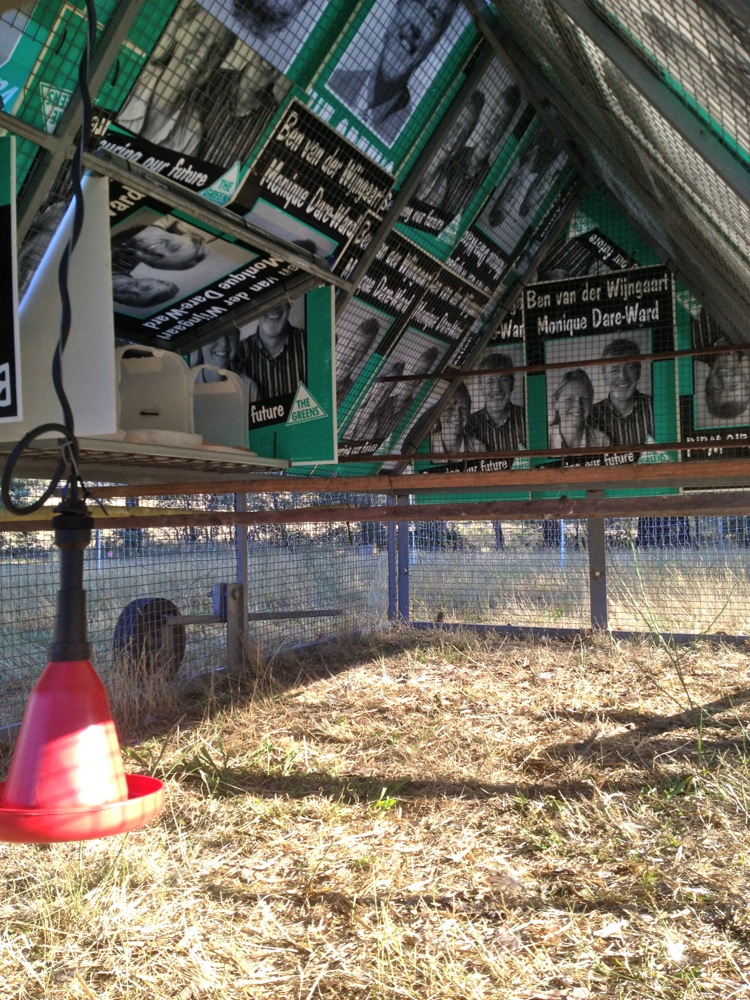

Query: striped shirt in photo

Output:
[591, 390, 653, 446]
[240, 323, 307, 401]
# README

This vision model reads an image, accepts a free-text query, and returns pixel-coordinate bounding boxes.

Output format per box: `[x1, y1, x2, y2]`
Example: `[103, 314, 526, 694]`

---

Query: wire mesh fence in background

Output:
[3, 493, 750, 735]
[0, 490, 391, 735]
[408, 515, 750, 636]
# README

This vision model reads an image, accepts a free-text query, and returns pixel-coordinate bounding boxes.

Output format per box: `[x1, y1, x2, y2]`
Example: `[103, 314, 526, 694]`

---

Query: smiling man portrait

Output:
[328, 0, 461, 145]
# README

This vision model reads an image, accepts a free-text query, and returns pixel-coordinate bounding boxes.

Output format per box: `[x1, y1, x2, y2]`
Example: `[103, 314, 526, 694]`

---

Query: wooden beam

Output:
[3, 490, 749, 531]
[79, 458, 750, 499]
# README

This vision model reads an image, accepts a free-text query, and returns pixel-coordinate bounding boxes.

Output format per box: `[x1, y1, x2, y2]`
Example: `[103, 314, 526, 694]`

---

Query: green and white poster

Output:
[398, 55, 529, 256]
[309, 0, 475, 172]
[226, 284, 336, 464]
[680, 307, 750, 461]
[0, 136, 20, 423]
[0, 7, 47, 117]
[524, 264, 675, 469]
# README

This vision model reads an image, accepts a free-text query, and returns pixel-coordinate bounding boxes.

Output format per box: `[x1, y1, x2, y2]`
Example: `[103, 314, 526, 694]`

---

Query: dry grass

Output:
[1, 627, 750, 998]
[408, 546, 750, 634]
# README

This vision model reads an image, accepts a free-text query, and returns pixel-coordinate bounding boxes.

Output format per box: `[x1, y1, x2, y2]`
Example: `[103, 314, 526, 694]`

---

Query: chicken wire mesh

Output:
[407, 515, 750, 636]
[0, 489, 391, 735]
[3, 487, 750, 737]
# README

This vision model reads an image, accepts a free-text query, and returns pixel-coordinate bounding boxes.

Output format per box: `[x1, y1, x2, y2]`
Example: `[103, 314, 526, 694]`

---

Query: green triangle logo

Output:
[200, 161, 242, 205]
[39, 83, 71, 133]
[287, 383, 327, 425]
[638, 435, 673, 463]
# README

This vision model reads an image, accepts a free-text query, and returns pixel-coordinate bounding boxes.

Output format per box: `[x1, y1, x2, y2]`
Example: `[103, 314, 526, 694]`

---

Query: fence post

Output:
[588, 514, 608, 630]
[230, 492, 248, 673]
[387, 497, 397, 620]
[396, 494, 411, 621]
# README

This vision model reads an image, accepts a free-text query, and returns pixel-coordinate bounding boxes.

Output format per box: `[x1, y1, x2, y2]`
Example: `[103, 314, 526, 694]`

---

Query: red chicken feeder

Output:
[0, 659, 163, 843]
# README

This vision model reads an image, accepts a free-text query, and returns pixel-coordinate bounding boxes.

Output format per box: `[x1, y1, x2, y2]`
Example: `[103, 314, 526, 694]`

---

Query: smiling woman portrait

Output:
[549, 368, 610, 451]
[111, 219, 208, 272]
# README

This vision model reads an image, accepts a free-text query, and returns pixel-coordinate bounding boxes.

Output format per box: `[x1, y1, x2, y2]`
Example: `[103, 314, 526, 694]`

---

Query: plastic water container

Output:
[191, 365, 250, 450]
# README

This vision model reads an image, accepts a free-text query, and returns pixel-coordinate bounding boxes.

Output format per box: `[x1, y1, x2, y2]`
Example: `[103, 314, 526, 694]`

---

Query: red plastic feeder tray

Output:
[0, 660, 164, 843]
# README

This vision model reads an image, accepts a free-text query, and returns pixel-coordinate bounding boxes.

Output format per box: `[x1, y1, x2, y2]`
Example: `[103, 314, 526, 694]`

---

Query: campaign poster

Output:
[429, 340, 527, 473]
[333, 210, 382, 283]
[474, 124, 569, 258]
[0, 136, 20, 423]
[410, 265, 490, 346]
[523, 265, 675, 468]
[339, 326, 448, 458]
[195, 0, 333, 80]
[511, 177, 577, 281]
[681, 308, 750, 461]
[384, 378, 454, 471]
[97, 1, 293, 205]
[6, 4, 94, 185]
[235, 99, 393, 267]
[445, 224, 510, 295]
[335, 296, 395, 423]
[534, 227, 639, 282]
[347, 230, 438, 329]
[0, 7, 47, 117]
[309, 0, 475, 171]
[627, 2, 747, 161]
[108, 182, 304, 349]
[400, 58, 527, 246]
[190, 284, 335, 463]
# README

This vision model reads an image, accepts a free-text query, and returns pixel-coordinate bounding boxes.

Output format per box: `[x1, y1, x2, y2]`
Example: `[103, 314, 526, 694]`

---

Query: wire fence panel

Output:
[243, 491, 391, 654]
[0, 490, 391, 734]
[408, 519, 591, 629]
[605, 516, 750, 635]
[408, 515, 750, 636]
[1, 531, 58, 734]
[4, 499, 750, 736]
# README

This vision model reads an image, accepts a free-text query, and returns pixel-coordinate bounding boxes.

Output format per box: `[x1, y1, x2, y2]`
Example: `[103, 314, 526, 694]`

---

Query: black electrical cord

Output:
[1, 0, 97, 515]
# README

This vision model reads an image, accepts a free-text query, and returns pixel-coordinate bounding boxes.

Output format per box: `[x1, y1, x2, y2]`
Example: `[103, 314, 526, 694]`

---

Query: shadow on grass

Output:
[542, 685, 750, 764]
[153, 757, 723, 806]
[112, 626, 431, 744]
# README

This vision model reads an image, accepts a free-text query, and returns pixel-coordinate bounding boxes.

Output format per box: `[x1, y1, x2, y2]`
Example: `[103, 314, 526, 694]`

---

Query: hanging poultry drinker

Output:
[0, 496, 163, 842]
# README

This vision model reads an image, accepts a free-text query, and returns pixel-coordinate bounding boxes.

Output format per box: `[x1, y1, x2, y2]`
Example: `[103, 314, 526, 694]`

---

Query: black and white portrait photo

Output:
[189, 329, 242, 381]
[414, 67, 524, 221]
[196, 0, 330, 74]
[591, 335, 654, 446]
[535, 229, 636, 283]
[545, 330, 654, 452]
[116, 1, 289, 169]
[694, 343, 750, 429]
[335, 298, 392, 406]
[465, 347, 527, 453]
[342, 329, 445, 448]
[689, 308, 750, 430]
[643, 4, 750, 158]
[476, 126, 568, 255]
[430, 381, 475, 455]
[110, 209, 255, 316]
[244, 198, 339, 259]
[547, 368, 610, 452]
[236, 296, 307, 407]
[326, 0, 469, 147]
[429, 345, 526, 460]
